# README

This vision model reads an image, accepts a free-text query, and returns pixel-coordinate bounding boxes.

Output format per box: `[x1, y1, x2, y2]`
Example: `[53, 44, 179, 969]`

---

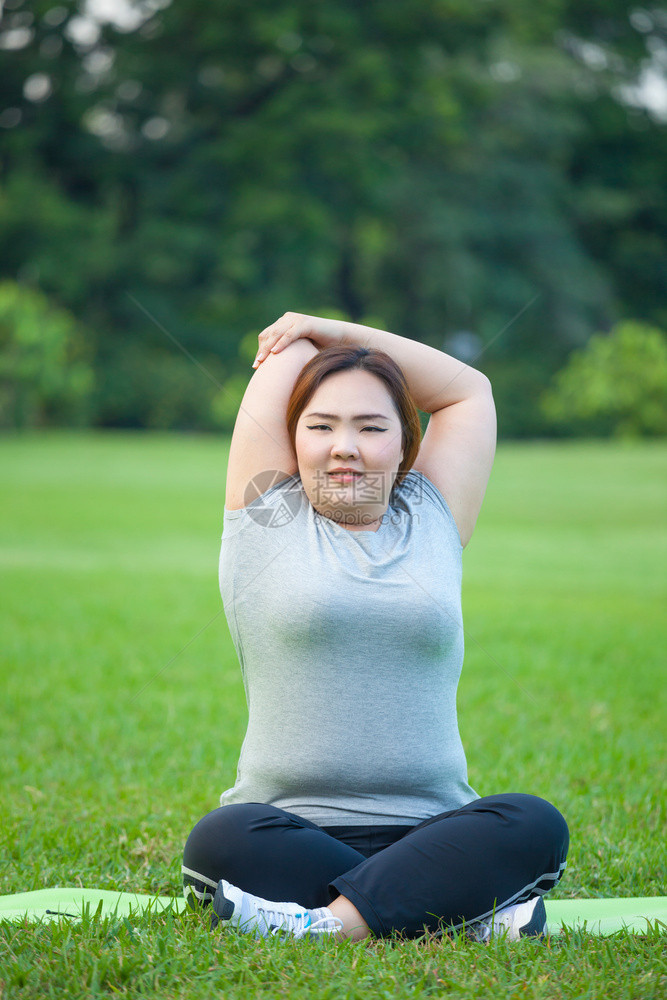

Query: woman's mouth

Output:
[328, 471, 362, 484]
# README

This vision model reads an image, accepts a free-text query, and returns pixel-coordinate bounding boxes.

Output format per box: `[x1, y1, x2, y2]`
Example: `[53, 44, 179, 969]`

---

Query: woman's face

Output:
[294, 369, 404, 529]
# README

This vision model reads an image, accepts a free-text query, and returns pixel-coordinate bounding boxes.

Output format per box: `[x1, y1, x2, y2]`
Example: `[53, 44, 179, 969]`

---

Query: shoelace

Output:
[267, 913, 344, 939]
[253, 904, 310, 937]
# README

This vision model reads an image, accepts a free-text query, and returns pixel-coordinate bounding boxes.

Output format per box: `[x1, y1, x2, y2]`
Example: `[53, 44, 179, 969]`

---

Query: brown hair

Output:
[286, 345, 421, 485]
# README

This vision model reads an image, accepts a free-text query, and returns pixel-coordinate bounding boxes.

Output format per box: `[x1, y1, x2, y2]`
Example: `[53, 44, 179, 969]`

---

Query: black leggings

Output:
[182, 793, 569, 937]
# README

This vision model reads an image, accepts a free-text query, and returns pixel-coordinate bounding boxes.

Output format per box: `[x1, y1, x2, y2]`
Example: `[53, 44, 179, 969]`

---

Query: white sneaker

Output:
[468, 896, 548, 942]
[211, 879, 343, 940]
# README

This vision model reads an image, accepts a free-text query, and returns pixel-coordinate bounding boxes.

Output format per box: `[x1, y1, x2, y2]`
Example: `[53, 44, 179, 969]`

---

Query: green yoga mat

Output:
[0, 889, 664, 935]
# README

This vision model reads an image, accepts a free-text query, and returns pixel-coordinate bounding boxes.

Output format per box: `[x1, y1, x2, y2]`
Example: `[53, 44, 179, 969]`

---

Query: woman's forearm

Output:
[339, 321, 488, 414]
[255, 312, 490, 414]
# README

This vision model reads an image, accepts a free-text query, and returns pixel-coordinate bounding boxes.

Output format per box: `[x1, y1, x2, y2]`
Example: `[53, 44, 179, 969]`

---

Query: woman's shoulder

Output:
[223, 473, 306, 535]
[392, 470, 462, 545]
[393, 469, 446, 509]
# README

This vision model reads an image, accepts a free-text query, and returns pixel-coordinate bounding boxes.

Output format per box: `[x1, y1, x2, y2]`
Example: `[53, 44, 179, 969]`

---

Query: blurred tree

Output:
[0, 0, 665, 432]
[0, 280, 94, 427]
[542, 320, 667, 436]
[97, 343, 227, 430]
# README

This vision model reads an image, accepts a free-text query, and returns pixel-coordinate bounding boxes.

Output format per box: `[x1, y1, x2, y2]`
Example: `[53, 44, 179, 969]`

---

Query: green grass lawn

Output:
[1, 432, 665, 998]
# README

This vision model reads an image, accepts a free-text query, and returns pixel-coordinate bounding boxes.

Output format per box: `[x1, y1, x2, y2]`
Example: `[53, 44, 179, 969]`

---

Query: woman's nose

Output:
[331, 433, 359, 459]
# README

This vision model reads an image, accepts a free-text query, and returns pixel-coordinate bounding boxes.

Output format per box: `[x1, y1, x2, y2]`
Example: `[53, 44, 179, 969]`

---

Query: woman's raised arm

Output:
[255, 313, 496, 545]
[225, 337, 318, 510]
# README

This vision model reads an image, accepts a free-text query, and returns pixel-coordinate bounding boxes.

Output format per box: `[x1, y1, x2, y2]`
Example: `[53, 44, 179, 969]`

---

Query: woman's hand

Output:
[252, 313, 349, 368]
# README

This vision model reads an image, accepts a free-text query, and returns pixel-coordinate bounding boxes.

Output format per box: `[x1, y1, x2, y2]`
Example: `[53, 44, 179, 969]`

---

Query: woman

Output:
[182, 313, 569, 941]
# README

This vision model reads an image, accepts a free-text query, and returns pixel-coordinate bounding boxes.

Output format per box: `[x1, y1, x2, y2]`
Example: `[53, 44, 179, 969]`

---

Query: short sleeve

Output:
[397, 471, 462, 549]
[221, 504, 246, 539]
[222, 474, 304, 538]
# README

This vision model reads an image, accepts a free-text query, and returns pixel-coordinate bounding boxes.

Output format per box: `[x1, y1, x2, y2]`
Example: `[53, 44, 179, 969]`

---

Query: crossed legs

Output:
[182, 794, 569, 939]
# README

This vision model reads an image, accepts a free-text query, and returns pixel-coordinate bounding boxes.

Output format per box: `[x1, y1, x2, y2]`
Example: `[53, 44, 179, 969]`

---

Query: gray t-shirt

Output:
[218, 470, 478, 826]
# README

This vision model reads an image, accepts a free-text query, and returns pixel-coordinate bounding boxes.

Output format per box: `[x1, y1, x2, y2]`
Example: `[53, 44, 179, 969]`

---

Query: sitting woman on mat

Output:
[182, 313, 569, 941]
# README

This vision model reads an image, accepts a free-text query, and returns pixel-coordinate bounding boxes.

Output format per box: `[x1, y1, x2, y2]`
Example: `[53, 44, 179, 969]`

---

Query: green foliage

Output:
[482, 357, 556, 439]
[542, 321, 667, 437]
[0, 1, 666, 434]
[0, 281, 94, 428]
[210, 372, 251, 431]
[96, 345, 227, 430]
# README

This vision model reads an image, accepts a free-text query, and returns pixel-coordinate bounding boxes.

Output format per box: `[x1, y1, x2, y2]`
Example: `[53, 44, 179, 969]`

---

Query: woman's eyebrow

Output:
[304, 412, 392, 421]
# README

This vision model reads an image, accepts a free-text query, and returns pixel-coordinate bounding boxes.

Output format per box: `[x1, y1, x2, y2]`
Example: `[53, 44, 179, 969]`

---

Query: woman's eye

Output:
[306, 424, 386, 432]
